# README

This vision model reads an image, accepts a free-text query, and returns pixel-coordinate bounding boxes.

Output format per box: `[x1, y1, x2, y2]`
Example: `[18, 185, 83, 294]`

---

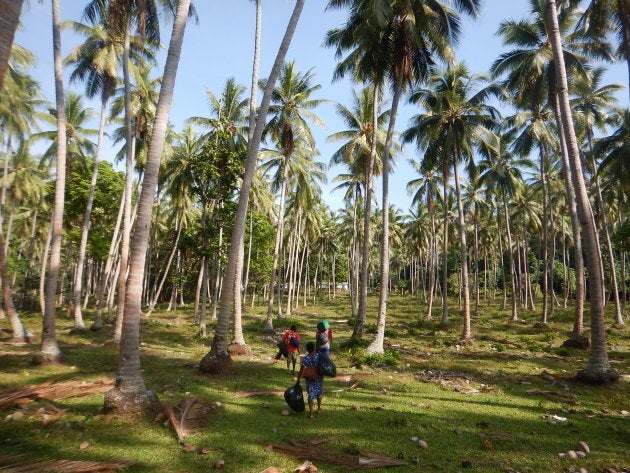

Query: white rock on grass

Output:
[576, 441, 590, 454]
[417, 440, 428, 448]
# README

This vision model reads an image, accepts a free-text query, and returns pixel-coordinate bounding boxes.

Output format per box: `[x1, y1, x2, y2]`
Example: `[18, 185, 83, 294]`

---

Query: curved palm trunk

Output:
[200, 0, 305, 374]
[502, 195, 518, 322]
[146, 223, 182, 315]
[0, 226, 30, 343]
[38, 0, 66, 364]
[546, 0, 617, 384]
[440, 179, 450, 327]
[368, 79, 402, 354]
[551, 93, 586, 345]
[104, 0, 190, 414]
[0, 0, 23, 87]
[113, 23, 135, 345]
[72, 95, 108, 331]
[454, 161, 472, 341]
[265, 161, 290, 328]
[353, 86, 379, 339]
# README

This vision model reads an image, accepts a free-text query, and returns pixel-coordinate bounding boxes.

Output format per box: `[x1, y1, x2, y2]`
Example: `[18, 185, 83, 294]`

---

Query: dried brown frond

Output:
[267, 438, 407, 469]
[0, 378, 114, 410]
[0, 456, 134, 472]
[233, 390, 284, 398]
[524, 389, 575, 403]
[164, 396, 219, 442]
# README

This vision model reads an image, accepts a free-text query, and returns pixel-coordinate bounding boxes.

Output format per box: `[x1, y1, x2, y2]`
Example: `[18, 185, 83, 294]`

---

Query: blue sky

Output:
[14, 0, 628, 214]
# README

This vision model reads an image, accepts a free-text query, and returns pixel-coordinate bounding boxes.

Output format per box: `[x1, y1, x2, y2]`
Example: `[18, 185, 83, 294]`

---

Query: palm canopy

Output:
[403, 63, 504, 175]
[328, 86, 390, 180]
[326, 0, 482, 88]
[477, 126, 537, 201]
[261, 61, 326, 157]
[595, 108, 630, 196]
[491, 0, 612, 108]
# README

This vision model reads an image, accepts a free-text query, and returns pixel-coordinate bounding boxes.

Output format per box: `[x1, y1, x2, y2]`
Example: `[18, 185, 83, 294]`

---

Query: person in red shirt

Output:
[282, 325, 301, 374]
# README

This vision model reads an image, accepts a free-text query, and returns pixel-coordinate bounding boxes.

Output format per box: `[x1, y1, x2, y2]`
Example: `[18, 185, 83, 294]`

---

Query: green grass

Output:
[0, 295, 628, 472]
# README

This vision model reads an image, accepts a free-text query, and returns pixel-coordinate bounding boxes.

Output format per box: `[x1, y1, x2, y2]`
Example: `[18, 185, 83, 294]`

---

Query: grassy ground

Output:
[0, 294, 628, 473]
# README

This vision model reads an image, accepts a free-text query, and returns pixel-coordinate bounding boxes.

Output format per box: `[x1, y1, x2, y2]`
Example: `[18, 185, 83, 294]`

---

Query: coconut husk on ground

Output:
[266, 438, 407, 469]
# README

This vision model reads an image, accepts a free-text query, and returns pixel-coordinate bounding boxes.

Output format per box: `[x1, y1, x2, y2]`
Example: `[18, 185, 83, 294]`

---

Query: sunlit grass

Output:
[0, 294, 628, 472]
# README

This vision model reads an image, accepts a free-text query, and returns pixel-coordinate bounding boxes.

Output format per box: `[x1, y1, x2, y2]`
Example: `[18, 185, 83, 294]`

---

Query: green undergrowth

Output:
[0, 296, 628, 472]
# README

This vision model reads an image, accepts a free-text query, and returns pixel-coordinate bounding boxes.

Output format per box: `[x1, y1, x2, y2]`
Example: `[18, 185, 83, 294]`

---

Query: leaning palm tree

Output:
[200, 0, 306, 375]
[404, 64, 502, 343]
[546, 0, 618, 384]
[103, 0, 191, 415]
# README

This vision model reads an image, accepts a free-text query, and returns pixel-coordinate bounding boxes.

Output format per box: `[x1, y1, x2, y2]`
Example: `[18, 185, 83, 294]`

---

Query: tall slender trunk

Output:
[454, 162, 471, 341]
[72, 95, 108, 331]
[38, 0, 66, 364]
[353, 86, 379, 339]
[104, 0, 190, 414]
[546, 0, 617, 383]
[440, 180, 449, 326]
[201, 0, 305, 373]
[551, 91, 585, 344]
[503, 195, 518, 322]
[113, 22, 134, 345]
[368, 77, 402, 354]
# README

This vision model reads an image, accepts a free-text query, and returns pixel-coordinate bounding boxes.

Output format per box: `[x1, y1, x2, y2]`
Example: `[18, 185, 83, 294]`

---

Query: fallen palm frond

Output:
[267, 438, 407, 469]
[0, 456, 134, 472]
[524, 389, 575, 403]
[233, 390, 284, 398]
[0, 378, 114, 410]
[5, 402, 67, 423]
[164, 396, 220, 442]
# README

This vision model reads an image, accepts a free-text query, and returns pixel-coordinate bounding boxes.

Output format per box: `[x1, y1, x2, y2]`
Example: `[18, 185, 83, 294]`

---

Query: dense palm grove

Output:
[0, 0, 628, 414]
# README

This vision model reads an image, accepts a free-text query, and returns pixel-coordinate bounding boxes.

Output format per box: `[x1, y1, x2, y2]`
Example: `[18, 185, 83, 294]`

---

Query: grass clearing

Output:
[0, 295, 628, 472]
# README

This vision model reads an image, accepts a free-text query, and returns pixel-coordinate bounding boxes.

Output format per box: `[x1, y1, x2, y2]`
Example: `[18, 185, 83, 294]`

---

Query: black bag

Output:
[317, 353, 337, 377]
[276, 340, 289, 358]
[284, 383, 305, 412]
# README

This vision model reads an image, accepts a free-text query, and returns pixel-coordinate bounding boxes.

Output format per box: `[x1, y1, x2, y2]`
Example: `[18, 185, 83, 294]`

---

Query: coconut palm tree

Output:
[406, 164, 444, 319]
[328, 86, 389, 316]
[260, 61, 325, 328]
[404, 64, 502, 342]
[571, 68, 625, 327]
[546, 0, 618, 384]
[102, 0, 191, 415]
[65, 4, 156, 330]
[200, 0, 306, 375]
[478, 127, 536, 322]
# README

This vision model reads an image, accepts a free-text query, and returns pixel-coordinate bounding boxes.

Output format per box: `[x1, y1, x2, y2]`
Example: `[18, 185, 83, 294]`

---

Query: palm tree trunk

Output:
[454, 161, 472, 341]
[200, 0, 305, 374]
[440, 181, 450, 327]
[72, 95, 108, 331]
[503, 196, 518, 322]
[0, 0, 23, 87]
[37, 0, 66, 365]
[104, 0, 190, 414]
[368, 77, 403, 354]
[353, 85, 379, 339]
[551, 91, 586, 345]
[546, 0, 617, 383]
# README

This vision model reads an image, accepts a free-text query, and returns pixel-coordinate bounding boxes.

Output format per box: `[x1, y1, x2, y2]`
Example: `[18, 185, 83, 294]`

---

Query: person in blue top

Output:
[296, 341, 324, 418]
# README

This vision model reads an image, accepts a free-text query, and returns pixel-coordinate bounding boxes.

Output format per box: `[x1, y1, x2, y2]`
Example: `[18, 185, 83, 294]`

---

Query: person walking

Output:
[315, 320, 332, 356]
[282, 324, 300, 374]
[296, 341, 323, 418]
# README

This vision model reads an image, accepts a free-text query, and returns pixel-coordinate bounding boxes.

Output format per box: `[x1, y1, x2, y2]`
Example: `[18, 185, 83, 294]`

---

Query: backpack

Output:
[289, 335, 300, 348]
